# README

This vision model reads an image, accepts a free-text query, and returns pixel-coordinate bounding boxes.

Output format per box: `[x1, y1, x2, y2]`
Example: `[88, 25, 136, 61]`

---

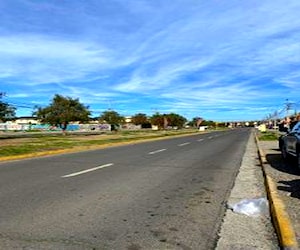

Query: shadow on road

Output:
[266, 153, 300, 198]
[266, 154, 300, 175]
[277, 179, 300, 199]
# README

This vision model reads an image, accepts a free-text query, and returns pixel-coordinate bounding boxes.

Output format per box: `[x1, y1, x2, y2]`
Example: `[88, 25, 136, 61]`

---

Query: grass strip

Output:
[258, 131, 280, 141]
[0, 130, 199, 157]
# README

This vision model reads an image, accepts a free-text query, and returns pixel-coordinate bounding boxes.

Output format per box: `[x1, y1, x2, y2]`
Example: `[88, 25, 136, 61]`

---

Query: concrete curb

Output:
[255, 134, 298, 250]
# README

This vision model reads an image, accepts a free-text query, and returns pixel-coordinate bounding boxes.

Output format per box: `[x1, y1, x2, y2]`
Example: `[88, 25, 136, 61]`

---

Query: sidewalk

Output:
[259, 139, 300, 247]
[217, 131, 278, 249]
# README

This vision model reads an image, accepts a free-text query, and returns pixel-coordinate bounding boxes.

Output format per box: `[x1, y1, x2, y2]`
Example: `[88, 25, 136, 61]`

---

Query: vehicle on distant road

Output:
[279, 121, 300, 169]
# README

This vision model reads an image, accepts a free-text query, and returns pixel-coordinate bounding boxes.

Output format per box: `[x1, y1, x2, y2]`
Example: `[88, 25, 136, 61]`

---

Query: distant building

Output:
[199, 126, 208, 131]
[14, 116, 40, 125]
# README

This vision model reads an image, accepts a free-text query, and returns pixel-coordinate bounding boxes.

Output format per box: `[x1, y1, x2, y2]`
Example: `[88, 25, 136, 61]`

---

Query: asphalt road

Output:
[0, 128, 251, 250]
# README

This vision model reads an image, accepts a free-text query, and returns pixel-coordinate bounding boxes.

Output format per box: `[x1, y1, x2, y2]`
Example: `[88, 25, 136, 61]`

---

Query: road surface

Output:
[0, 128, 251, 249]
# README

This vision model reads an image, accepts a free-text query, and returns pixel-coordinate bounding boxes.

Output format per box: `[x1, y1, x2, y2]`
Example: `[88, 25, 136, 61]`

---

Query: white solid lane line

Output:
[178, 142, 190, 146]
[61, 163, 114, 178]
[148, 149, 167, 155]
[197, 139, 204, 142]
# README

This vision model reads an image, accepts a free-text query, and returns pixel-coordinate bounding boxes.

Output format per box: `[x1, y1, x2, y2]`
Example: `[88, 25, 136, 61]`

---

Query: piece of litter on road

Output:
[229, 198, 269, 217]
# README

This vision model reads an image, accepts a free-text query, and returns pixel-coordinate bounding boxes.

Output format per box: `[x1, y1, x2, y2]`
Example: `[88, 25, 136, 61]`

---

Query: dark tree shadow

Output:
[277, 180, 300, 199]
[266, 154, 300, 175]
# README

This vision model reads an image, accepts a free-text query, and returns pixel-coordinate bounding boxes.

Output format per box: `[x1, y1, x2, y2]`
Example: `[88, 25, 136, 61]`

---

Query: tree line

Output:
[0, 92, 16, 122]
[0, 94, 221, 130]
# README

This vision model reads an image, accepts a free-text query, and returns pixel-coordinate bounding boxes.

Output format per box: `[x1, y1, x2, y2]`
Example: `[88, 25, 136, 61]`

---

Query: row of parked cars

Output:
[278, 121, 300, 169]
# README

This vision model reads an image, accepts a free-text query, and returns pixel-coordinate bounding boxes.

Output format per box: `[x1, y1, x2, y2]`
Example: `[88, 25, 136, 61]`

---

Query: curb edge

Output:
[255, 134, 298, 250]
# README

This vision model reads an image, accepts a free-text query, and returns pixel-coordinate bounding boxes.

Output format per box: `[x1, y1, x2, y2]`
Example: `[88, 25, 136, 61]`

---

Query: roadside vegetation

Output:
[0, 93, 230, 159]
[0, 129, 203, 158]
[258, 131, 280, 141]
[0, 92, 16, 121]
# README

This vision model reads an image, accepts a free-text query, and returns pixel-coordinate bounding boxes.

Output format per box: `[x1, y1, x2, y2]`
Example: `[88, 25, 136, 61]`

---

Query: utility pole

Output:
[274, 110, 278, 130]
[285, 99, 292, 117]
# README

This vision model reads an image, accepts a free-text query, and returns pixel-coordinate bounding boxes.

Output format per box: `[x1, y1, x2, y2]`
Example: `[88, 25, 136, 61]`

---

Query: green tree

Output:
[0, 93, 16, 122]
[201, 120, 216, 127]
[150, 112, 165, 129]
[150, 113, 187, 129]
[216, 122, 226, 128]
[131, 113, 150, 127]
[188, 117, 204, 128]
[99, 110, 124, 125]
[34, 94, 91, 131]
[166, 113, 187, 128]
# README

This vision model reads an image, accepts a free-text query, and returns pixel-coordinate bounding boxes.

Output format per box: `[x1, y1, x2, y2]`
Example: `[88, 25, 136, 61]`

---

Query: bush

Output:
[258, 132, 279, 141]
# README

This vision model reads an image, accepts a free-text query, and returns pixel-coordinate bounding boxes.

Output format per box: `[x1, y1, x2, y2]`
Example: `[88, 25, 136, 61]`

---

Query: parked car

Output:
[279, 121, 300, 169]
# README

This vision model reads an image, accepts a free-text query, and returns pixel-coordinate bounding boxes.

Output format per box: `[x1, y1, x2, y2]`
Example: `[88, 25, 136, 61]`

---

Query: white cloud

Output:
[276, 72, 300, 89]
[2, 0, 300, 120]
[0, 34, 113, 84]
[7, 93, 30, 98]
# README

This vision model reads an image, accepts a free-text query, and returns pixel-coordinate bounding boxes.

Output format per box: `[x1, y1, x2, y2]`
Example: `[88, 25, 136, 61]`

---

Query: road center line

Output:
[178, 142, 190, 146]
[148, 149, 167, 155]
[61, 163, 114, 178]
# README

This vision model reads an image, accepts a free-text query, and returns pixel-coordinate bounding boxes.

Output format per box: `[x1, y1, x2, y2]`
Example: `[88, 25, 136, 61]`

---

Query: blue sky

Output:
[1, 0, 300, 121]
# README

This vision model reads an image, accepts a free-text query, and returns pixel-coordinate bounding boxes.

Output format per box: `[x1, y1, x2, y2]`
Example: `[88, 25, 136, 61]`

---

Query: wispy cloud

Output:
[0, 35, 113, 84]
[276, 72, 300, 89]
[1, 0, 300, 120]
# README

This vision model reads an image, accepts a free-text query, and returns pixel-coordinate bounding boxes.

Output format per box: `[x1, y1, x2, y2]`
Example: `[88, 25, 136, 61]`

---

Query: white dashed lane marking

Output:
[61, 163, 114, 178]
[148, 149, 167, 155]
[178, 142, 190, 146]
